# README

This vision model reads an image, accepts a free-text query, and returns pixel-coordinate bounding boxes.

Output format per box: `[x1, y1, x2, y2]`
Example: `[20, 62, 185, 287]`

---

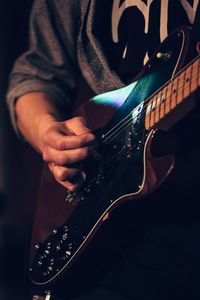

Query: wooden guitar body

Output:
[28, 27, 200, 298]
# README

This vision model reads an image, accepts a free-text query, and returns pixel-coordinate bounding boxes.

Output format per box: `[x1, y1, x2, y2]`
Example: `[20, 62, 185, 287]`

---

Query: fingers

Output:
[43, 116, 95, 151]
[44, 130, 94, 151]
[43, 146, 90, 165]
[65, 116, 90, 135]
[41, 116, 94, 191]
[49, 163, 86, 191]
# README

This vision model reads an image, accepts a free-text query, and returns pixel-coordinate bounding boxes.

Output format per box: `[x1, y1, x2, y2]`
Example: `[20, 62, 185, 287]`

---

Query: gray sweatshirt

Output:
[6, 0, 123, 135]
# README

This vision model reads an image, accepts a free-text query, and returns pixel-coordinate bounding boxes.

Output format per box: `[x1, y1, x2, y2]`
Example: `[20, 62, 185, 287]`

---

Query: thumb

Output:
[65, 116, 92, 136]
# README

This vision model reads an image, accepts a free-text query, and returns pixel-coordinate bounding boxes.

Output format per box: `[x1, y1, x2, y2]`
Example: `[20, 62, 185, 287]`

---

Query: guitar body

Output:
[28, 27, 200, 298]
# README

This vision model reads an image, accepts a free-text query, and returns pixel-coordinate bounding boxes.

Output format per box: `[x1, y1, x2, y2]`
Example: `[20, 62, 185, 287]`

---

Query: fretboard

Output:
[145, 55, 200, 130]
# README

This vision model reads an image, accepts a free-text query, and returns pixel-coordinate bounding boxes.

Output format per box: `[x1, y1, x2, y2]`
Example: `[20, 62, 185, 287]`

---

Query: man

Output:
[7, 1, 200, 299]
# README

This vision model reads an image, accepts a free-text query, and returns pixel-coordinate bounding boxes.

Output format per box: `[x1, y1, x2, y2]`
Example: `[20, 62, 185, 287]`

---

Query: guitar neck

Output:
[145, 55, 200, 130]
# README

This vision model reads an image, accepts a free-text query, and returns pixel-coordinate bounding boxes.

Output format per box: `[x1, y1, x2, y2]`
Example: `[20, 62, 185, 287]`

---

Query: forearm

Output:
[15, 92, 65, 153]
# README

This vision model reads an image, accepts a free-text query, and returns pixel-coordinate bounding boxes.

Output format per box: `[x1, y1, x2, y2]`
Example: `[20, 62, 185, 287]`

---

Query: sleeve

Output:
[6, 0, 81, 135]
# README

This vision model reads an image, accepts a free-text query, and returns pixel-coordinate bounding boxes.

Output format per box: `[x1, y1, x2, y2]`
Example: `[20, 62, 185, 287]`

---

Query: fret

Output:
[149, 96, 157, 128]
[157, 88, 166, 121]
[181, 70, 186, 101]
[145, 101, 152, 130]
[190, 59, 199, 92]
[188, 63, 193, 93]
[170, 75, 179, 109]
[165, 81, 173, 115]
[154, 91, 162, 124]
[183, 64, 192, 98]
[162, 86, 168, 118]
[145, 55, 200, 131]
[177, 71, 185, 103]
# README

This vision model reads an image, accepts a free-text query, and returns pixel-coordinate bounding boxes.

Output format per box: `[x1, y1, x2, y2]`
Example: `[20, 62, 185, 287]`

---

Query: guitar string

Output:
[85, 72, 200, 188]
[100, 63, 200, 145]
[102, 65, 200, 144]
[102, 54, 200, 142]
[66, 58, 200, 222]
[69, 63, 200, 208]
[102, 74, 199, 146]
[100, 72, 198, 148]
[99, 56, 200, 144]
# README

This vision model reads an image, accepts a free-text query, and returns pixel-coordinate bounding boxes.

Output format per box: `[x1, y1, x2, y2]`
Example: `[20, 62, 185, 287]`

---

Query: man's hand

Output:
[15, 92, 95, 191]
[39, 116, 95, 191]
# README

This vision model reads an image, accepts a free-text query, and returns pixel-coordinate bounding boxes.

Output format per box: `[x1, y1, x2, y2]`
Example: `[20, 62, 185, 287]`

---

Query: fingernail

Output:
[87, 133, 95, 141]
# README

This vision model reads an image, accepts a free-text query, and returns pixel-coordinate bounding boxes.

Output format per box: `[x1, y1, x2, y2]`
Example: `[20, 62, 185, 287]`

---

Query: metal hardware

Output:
[156, 51, 172, 60]
[45, 290, 51, 300]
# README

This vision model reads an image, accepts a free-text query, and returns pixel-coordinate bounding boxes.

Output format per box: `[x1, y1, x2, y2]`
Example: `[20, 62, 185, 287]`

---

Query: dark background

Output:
[0, 1, 42, 299]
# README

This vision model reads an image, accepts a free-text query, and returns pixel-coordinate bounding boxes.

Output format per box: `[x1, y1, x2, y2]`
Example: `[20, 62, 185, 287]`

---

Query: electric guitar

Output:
[28, 27, 200, 298]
